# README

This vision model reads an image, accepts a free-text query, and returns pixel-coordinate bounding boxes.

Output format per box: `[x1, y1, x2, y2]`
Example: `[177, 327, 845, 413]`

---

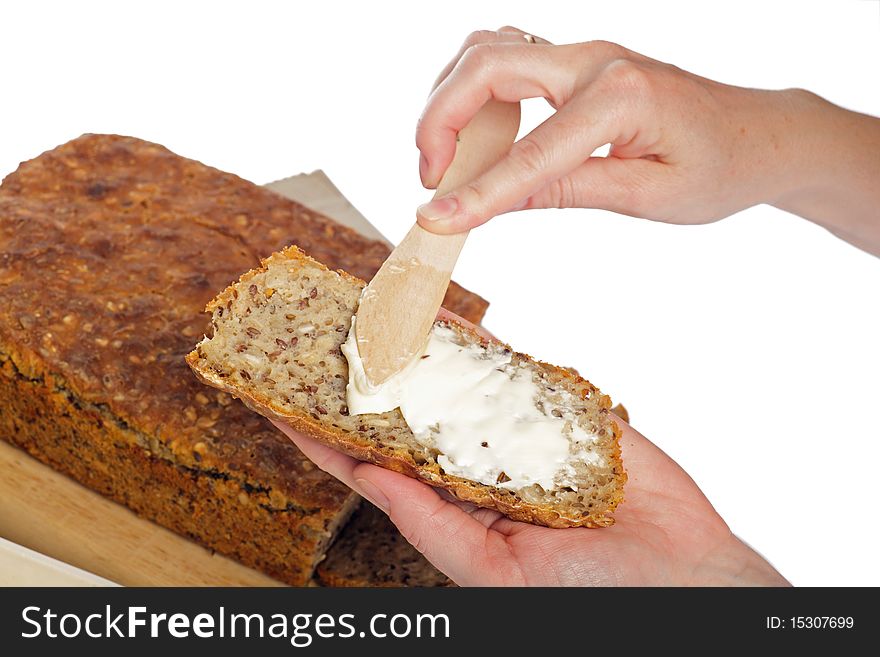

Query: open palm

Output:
[274, 417, 787, 587]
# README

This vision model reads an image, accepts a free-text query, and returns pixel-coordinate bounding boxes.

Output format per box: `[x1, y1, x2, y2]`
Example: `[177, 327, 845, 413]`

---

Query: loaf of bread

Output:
[316, 503, 452, 587]
[188, 247, 626, 528]
[0, 134, 488, 585]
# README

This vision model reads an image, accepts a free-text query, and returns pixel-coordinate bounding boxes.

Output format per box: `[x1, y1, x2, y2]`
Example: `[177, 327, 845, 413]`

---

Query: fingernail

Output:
[417, 196, 458, 222]
[354, 477, 390, 512]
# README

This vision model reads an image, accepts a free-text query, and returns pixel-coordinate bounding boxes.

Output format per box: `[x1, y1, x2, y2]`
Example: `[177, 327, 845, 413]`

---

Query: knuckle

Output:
[601, 58, 653, 95]
[547, 175, 579, 209]
[414, 114, 441, 152]
[464, 29, 496, 48]
[581, 39, 626, 60]
[458, 179, 489, 211]
[508, 136, 551, 177]
[462, 41, 497, 71]
[458, 46, 480, 76]
[414, 129, 431, 154]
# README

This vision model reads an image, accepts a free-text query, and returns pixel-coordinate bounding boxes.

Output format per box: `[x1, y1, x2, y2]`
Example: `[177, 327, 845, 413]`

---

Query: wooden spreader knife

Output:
[354, 100, 521, 387]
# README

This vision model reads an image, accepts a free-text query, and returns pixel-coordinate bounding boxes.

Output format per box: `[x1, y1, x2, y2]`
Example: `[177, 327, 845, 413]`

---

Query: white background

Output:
[2, 0, 878, 586]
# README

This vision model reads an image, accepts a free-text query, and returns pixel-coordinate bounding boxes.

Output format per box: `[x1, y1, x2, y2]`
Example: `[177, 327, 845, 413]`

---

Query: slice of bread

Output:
[186, 247, 625, 528]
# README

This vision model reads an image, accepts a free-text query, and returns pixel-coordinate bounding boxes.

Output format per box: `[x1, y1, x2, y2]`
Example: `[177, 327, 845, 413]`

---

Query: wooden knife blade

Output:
[355, 100, 521, 386]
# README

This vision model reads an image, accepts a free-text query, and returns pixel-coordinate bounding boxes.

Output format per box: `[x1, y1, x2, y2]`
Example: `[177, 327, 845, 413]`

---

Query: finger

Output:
[461, 504, 505, 527]
[421, 28, 552, 185]
[417, 41, 624, 189]
[432, 487, 512, 529]
[523, 155, 669, 217]
[431, 28, 551, 94]
[417, 90, 625, 232]
[495, 30, 592, 111]
[352, 462, 513, 585]
[418, 43, 578, 189]
[611, 419, 723, 529]
[496, 25, 552, 46]
[274, 419, 510, 535]
[436, 306, 496, 340]
[272, 421, 362, 491]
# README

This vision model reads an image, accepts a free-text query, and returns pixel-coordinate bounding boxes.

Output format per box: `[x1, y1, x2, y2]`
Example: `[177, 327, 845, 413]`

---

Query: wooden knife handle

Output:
[434, 100, 522, 198]
[392, 99, 522, 272]
[356, 100, 520, 385]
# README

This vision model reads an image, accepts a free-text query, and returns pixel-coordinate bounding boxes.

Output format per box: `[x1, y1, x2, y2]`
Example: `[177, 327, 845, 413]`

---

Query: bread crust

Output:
[0, 340, 361, 586]
[188, 246, 626, 529]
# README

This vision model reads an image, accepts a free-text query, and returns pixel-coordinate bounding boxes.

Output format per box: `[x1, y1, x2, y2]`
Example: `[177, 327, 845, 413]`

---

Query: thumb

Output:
[526, 156, 666, 216]
[416, 92, 625, 233]
[416, 156, 666, 233]
[351, 462, 506, 585]
[414, 133, 568, 234]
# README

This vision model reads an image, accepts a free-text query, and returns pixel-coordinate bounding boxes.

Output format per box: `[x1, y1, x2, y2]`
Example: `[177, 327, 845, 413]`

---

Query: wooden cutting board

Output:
[0, 171, 387, 586]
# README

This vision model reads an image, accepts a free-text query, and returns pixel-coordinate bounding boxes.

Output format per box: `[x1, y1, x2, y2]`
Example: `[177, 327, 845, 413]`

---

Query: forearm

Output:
[767, 90, 880, 255]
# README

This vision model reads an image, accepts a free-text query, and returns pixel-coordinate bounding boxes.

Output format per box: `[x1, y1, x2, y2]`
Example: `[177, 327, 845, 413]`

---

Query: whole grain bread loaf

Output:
[317, 503, 452, 587]
[0, 134, 488, 585]
[188, 247, 626, 528]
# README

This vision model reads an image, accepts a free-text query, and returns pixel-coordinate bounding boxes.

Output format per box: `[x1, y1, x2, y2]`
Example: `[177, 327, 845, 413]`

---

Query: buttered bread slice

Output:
[187, 246, 625, 528]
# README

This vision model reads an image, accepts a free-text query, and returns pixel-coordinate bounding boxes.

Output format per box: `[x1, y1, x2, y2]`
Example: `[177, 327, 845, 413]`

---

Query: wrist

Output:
[727, 87, 828, 208]
[687, 532, 790, 587]
[761, 89, 880, 252]
[763, 88, 841, 207]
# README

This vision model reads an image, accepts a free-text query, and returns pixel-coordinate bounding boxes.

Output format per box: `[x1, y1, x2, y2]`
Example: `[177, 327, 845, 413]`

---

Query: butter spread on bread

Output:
[343, 318, 602, 491]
